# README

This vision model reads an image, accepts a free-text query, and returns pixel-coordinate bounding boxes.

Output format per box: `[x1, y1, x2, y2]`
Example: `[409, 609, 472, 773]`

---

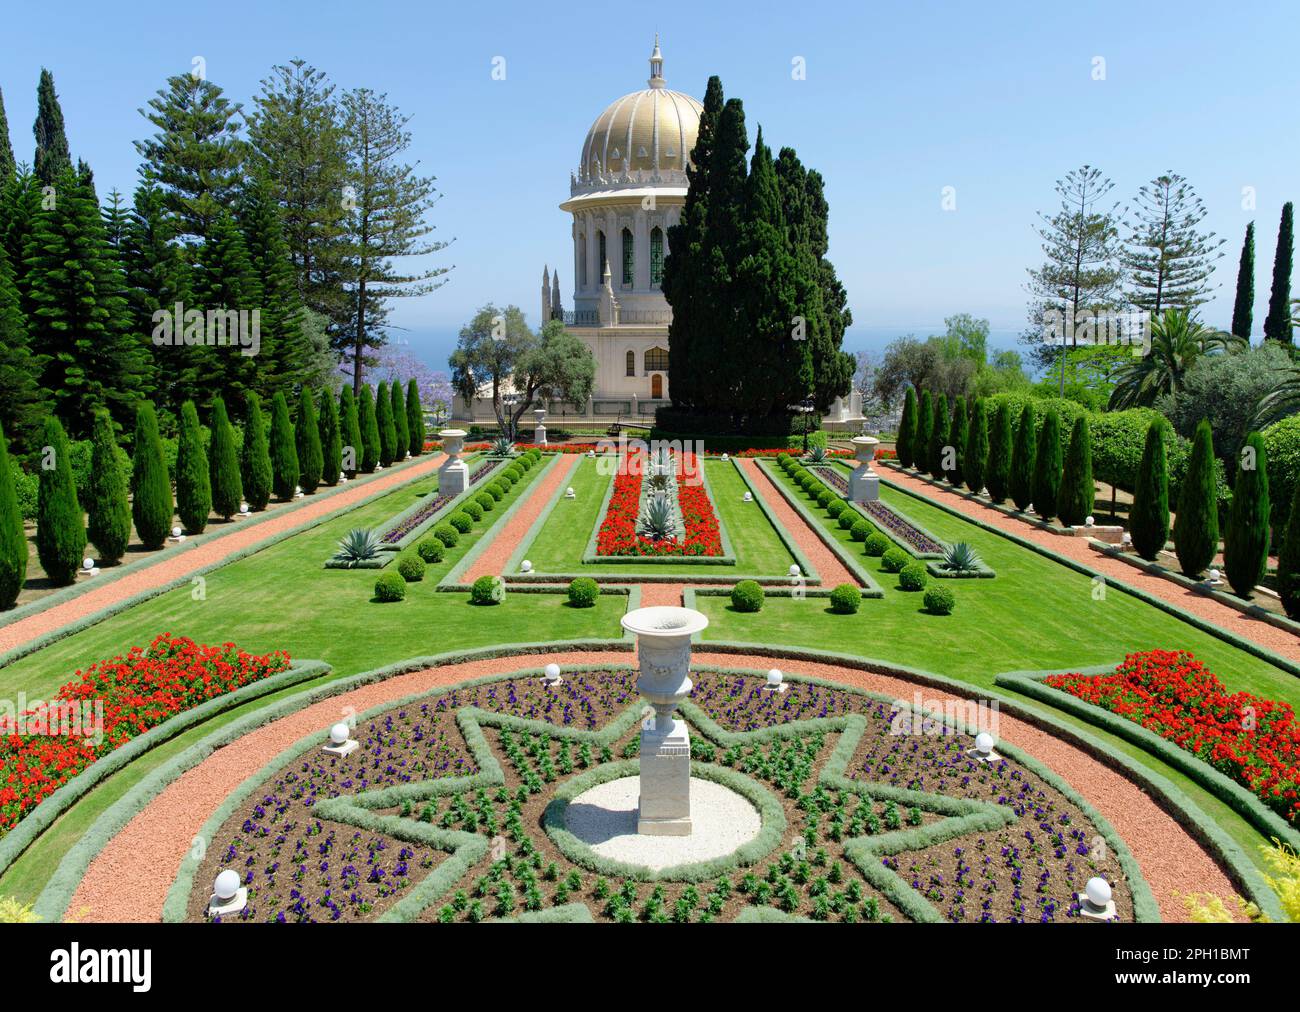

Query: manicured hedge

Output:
[828, 583, 860, 613]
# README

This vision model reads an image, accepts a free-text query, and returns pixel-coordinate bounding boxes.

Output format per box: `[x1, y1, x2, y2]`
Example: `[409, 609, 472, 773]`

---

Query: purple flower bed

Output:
[811, 465, 850, 495]
[378, 459, 504, 545]
[806, 465, 943, 554]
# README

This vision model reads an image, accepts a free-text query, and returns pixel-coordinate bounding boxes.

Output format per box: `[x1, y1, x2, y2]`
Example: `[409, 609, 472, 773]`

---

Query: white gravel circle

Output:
[564, 776, 763, 871]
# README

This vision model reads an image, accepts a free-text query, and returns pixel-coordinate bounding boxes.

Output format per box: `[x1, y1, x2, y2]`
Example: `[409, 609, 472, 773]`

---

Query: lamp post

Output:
[788, 398, 816, 455]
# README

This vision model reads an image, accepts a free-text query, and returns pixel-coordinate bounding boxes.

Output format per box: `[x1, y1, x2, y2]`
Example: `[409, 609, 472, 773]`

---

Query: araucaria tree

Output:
[36, 416, 85, 586]
[131, 401, 173, 549]
[241, 393, 273, 510]
[175, 400, 212, 534]
[86, 410, 130, 563]
[358, 384, 380, 473]
[296, 388, 324, 493]
[1121, 172, 1223, 315]
[1231, 222, 1255, 339]
[1058, 415, 1094, 527]
[0, 423, 28, 608]
[896, 387, 917, 469]
[318, 389, 342, 486]
[208, 396, 243, 519]
[405, 378, 423, 457]
[985, 401, 1013, 503]
[269, 391, 299, 500]
[964, 398, 989, 495]
[1032, 409, 1063, 521]
[1174, 419, 1219, 577]
[1223, 432, 1270, 598]
[1264, 202, 1293, 343]
[1130, 422, 1170, 561]
[1010, 403, 1037, 512]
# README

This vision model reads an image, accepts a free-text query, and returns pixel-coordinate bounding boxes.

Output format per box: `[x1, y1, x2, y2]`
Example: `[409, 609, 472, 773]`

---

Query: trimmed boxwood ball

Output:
[499, 470, 517, 487]
[416, 537, 445, 563]
[476, 491, 494, 511]
[397, 552, 426, 582]
[838, 511, 855, 530]
[486, 482, 505, 501]
[865, 532, 890, 556]
[433, 523, 460, 547]
[568, 577, 599, 608]
[828, 583, 860, 613]
[449, 511, 473, 533]
[471, 574, 505, 605]
[899, 561, 928, 591]
[730, 579, 764, 612]
[374, 570, 406, 602]
[825, 499, 845, 518]
[816, 489, 835, 509]
[505, 465, 522, 481]
[923, 584, 956, 615]
[850, 519, 871, 542]
[463, 500, 484, 521]
[881, 546, 909, 571]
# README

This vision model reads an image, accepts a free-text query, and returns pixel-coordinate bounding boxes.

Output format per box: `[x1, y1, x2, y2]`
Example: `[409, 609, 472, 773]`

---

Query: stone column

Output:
[620, 606, 709, 836]
[438, 429, 469, 496]
[533, 407, 547, 446]
[849, 435, 881, 502]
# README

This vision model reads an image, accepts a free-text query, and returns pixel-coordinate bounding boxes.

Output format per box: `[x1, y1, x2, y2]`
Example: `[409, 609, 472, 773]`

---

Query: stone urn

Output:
[849, 435, 881, 502]
[438, 428, 469, 495]
[619, 606, 709, 836]
[533, 407, 547, 447]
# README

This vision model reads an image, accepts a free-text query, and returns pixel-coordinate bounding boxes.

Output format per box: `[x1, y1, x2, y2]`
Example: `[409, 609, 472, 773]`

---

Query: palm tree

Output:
[1108, 309, 1243, 409]
[1250, 298, 1300, 430]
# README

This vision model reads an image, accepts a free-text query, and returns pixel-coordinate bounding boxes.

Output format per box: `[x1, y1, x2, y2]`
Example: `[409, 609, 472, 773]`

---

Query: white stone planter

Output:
[438, 428, 468, 495]
[533, 408, 547, 447]
[849, 435, 880, 502]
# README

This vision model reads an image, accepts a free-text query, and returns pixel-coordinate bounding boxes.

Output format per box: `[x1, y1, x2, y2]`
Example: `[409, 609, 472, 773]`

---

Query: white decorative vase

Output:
[438, 429, 469, 495]
[533, 408, 547, 447]
[850, 435, 881, 502]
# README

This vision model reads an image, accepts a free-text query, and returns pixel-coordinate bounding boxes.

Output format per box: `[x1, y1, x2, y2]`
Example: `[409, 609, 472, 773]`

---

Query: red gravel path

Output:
[882, 467, 1300, 662]
[464, 455, 577, 582]
[0, 454, 446, 657]
[739, 458, 856, 588]
[67, 649, 1235, 922]
[638, 584, 685, 607]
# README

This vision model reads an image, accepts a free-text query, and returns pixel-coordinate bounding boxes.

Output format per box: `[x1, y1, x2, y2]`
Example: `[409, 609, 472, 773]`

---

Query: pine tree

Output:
[1174, 419, 1219, 577]
[927, 393, 949, 479]
[1223, 431, 1270, 598]
[208, 395, 243, 519]
[33, 69, 72, 186]
[1032, 409, 1063, 521]
[1059, 415, 1094, 527]
[375, 379, 397, 466]
[390, 378, 409, 461]
[405, 378, 423, 457]
[122, 180, 190, 408]
[241, 392, 273, 510]
[187, 208, 260, 406]
[130, 401, 173, 549]
[1130, 422, 1170, 561]
[1010, 403, 1037, 511]
[296, 388, 323, 493]
[358, 384, 380, 473]
[316, 389, 341, 486]
[1264, 202, 1294, 343]
[175, 401, 211, 534]
[1121, 173, 1223, 314]
[0, 86, 15, 183]
[36, 416, 85, 585]
[1278, 477, 1300, 618]
[965, 399, 989, 494]
[948, 396, 968, 486]
[986, 401, 1013, 503]
[86, 410, 130, 563]
[0, 242, 46, 453]
[1231, 222, 1255, 340]
[269, 391, 299, 500]
[896, 387, 917, 469]
[339, 384, 362, 477]
[238, 177, 309, 393]
[915, 390, 934, 474]
[0, 423, 27, 608]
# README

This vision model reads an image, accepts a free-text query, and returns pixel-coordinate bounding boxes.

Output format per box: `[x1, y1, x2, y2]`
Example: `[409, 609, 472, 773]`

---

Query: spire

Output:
[551, 270, 562, 317]
[648, 34, 665, 89]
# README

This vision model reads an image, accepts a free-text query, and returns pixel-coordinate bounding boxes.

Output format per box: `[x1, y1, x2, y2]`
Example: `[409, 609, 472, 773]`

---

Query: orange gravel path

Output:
[464, 455, 577, 582]
[0, 454, 448, 658]
[68, 649, 1234, 922]
[638, 584, 685, 607]
[738, 458, 856, 587]
[881, 466, 1300, 662]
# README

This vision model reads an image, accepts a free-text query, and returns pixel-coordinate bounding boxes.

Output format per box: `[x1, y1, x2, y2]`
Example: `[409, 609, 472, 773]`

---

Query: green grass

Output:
[519, 458, 799, 577]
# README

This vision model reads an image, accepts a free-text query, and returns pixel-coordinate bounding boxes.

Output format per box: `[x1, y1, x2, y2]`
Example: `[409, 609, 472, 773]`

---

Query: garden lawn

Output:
[520, 457, 800, 577]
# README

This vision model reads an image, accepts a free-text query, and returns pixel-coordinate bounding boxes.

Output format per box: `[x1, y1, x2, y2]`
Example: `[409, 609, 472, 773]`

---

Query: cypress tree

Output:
[1264, 202, 1293, 343]
[340, 385, 362, 477]
[208, 396, 243, 519]
[927, 393, 949, 478]
[1224, 431, 1270, 598]
[33, 69, 72, 186]
[1278, 476, 1300, 618]
[986, 401, 1013, 503]
[175, 401, 212, 534]
[1231, 221, 1255, 339]
[1059, 415, 1095, 527]
[0, 86, 15, 184]
[1032, 409, 1063, 521]
[965, 399, 989, 495]
[0, 423, 27, 608]
[405, 378, 423, 457]
[130, 401, 173, 549]
[296, 388, 324, 493]
[915, 390, 934, 474]
[1010, 403, 1037, 512]
[358, 384, 380, 473]
[948, 396, 968, 486]
[319, 389, 342, 486]
[86, 410, 130, 563]
[35, 415, 85, 585]
[1130, 422, 1170, 561]
[241, 393, 273, 510]
[375, 380, 396, 467]
[896, 387, 917, 469]
[1174, 419, 1219, 577]
[389, 379, 409, 461]
[269, 391, 299, 500]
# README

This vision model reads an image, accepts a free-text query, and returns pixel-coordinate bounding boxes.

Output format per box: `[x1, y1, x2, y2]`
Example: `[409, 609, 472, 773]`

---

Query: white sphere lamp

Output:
[743, 491, 753, 502]
[1208, 568, 1222, 584]
[1085, 876, 1112, 909]
[1085, 515, 1095, 528]
[767, 669, 783, 688]
[975, 731, 995, 756]
[329, 722, 350, 745]
[172, 525, 182, 538]
[82, 557, 94, 571]
[789, 564, 801, 578]
[214, 869, 241, 902]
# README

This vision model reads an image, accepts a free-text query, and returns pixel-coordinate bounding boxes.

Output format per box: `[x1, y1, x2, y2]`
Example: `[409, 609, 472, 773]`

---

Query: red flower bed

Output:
[0, 634, 291, 834]
[1045, 650, 1300, 824]
[595, 452, 723, 556]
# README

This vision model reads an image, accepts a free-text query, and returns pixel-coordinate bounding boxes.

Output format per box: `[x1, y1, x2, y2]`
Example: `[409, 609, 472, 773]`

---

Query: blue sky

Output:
[1, 0, 1296, 371]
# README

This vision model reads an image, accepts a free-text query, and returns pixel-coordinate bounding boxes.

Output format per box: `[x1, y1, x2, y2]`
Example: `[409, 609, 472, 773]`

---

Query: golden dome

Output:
[579, 40, 702, 183]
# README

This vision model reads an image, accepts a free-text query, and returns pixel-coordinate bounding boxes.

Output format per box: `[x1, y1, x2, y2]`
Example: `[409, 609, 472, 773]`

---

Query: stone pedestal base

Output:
[208, 888, 248, 917]
[534, 425, 547, 446]
[438, 459, 468, 496]
[638, 717, 692, 836]
[850, 468, 880, 502]
[1076, 893, 1118, 921]
[324, 739, 359, 758]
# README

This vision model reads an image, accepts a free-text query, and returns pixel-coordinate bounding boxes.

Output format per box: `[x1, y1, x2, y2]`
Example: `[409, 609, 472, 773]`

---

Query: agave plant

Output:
[806, 445, 829, 463]
[646, 471, 673, 493]
[941, 541, 983, 573]
[490, 434, 515, 456]
[638, 492, 677, 540]
[335, 527, 381, 567]
[651, 445, 674, 476]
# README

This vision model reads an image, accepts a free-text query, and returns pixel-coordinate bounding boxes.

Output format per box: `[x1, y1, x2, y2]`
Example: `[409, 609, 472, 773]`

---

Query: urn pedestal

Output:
[620, 606, 709, 836]
[849, 435, 881, 502]
[533, 408, 548, 447]
[438, 429, 469, 496]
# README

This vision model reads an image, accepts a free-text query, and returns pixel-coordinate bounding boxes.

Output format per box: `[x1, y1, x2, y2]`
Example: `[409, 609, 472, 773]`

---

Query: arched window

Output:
[578, 234, 588, 288]
[650, 227, 664, 285]
[598, 230, 607, 280]
[621, 228, 634, 286]
[645, 347, 669, 372]
[626, 349, 635, 377]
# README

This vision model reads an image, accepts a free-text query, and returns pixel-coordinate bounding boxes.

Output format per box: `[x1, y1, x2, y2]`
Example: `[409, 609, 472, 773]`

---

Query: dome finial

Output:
[648, 34, 665, 88]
